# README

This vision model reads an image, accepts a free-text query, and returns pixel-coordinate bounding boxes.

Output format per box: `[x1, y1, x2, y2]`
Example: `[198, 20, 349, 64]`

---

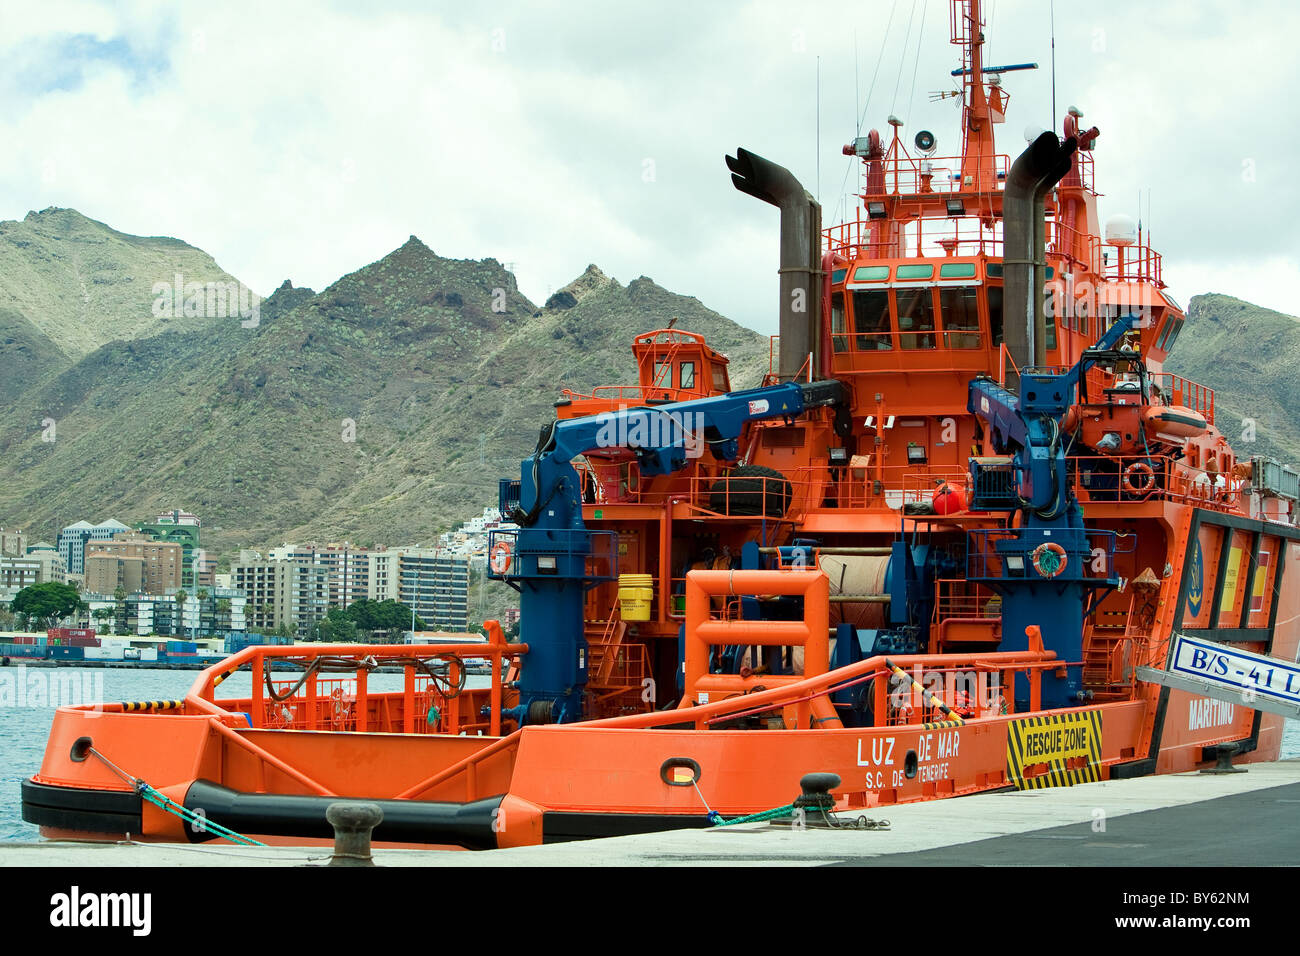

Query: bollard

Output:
[793, 772, 841, 811]
[326, 802, 384, 866]
[1200, 741, 1247, 775]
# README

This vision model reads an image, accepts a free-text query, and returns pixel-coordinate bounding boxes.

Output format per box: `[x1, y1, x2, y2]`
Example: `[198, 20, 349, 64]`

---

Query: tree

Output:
[92, 607, 113, 628]
[338, 598, 425, 635]
[113, 586, 128, 636]
[11, 582, 85, 629]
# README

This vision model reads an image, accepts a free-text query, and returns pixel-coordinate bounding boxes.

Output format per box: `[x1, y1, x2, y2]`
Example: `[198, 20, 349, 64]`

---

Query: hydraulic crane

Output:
[966, 315, 1136, 707]
[491, 379, 845, 724]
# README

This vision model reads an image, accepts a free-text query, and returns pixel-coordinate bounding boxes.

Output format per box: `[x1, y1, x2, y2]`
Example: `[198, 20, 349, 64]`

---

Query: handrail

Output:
[185, 641, 529, 735]
[573, 648, 1058, 730]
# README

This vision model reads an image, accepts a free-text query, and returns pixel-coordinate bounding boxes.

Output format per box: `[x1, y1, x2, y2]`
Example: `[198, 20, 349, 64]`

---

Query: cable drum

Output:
[817, 554, 890, 630]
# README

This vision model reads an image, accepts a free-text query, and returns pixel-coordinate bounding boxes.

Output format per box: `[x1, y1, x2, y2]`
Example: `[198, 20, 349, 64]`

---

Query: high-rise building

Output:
[134, 510, 204, 588]
[57, 519, 131, 575]
[232, 560, 330, 637]
[366, 547, 469, 631]
[0, 528, 27, 558]
[0, 546, 67, 591]
[268, 542, 369, 609]
[84, 532, 183, 595]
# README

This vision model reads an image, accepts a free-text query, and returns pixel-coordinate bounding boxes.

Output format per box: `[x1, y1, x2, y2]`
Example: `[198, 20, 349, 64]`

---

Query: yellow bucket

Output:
[618, 573, 654, 622]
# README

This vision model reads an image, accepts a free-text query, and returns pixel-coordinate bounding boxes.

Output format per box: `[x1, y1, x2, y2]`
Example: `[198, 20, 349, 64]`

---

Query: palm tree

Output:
[175, 589, 188, 638]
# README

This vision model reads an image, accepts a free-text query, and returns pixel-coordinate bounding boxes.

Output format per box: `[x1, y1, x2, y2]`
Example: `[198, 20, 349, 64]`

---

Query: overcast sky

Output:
[2, 0, 1296, 336]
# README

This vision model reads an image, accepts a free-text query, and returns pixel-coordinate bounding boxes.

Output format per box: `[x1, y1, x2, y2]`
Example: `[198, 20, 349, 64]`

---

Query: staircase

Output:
[584, 606, 653, 717]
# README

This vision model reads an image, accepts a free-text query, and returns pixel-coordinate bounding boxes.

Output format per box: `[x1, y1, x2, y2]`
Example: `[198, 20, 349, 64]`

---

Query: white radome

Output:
[1105, 214, 1138, 247]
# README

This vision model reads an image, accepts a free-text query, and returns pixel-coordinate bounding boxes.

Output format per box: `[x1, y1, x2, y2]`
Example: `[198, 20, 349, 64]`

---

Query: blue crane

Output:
[491, 379, 845, 724]
[966, 315, 1136, 708]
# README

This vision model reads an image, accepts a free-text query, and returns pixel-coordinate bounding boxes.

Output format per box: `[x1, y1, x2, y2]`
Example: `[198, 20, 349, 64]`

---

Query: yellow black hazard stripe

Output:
[118, 699, 184, 712]
[921, 719, 965, 730]
[1006, 710, 1102, 789]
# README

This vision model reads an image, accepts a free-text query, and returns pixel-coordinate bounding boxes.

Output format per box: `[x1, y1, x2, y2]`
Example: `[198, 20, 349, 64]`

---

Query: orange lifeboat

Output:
[1143, 404, 1208, 441]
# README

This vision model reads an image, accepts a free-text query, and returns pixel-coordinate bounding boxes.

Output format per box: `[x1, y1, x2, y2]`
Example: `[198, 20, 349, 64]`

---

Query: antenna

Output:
[817, 55, 821, 206]
[1050, 0, 1057, 134]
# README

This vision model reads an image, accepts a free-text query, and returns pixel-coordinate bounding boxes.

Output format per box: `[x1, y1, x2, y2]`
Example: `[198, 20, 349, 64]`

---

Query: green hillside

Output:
[0, 230, 767, 558]
[1164, 293, 1300, 466]
[0, 208, 251, 367]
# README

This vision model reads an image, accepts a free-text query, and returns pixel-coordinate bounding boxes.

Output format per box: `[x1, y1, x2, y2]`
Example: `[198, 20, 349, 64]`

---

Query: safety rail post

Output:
[355, 666, 369, 732]
[251, 649, 264, 728]
[403, 663, 415, 734]
[306, 669, 318, 731]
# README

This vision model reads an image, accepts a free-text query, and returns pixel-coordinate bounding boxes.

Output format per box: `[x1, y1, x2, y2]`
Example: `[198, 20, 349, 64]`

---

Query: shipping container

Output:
[47, 647, 85, 660]
[1, 643, 44, 658]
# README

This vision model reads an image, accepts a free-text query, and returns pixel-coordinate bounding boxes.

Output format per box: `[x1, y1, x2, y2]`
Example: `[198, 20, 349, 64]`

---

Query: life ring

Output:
[1122, 461, 1156, 496]
[1031, 542, 1068, 578]
[489, 540, 513, 574]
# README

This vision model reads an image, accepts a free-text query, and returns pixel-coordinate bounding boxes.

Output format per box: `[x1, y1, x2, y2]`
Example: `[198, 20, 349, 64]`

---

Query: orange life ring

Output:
[1031, 542, 1068, 578]
[489, 540, 513, 574]
[1122, 461, 1156, 495]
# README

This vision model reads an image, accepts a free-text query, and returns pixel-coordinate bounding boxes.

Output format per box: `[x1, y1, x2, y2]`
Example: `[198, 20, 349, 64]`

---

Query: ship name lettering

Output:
[857, 736, 895, 767]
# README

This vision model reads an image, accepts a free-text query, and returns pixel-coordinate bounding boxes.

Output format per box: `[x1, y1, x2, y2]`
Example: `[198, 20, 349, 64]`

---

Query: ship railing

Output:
[561, 383, 714, 405]
[899, 468, 973, 510]
[184, 633, 528, 742]
[1152, 373, 1215, 424]
[824, 213, 1005, 261]
[680, 466, 826, 523]
[489, 527, 619, 581]
[932, 578, 1000, 623]
[576, 647, 1064, 733]
[873, 152, 1012, 197]
[1092, 236, 1164, 286]
[1073, 453, 1245, 510]
[965, 528, 1123, 579]
[761, 338, 815, 385]
[1046, 218, 1101, 273]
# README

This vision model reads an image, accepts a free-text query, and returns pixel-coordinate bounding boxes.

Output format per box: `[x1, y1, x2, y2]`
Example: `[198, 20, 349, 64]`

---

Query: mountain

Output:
[1164, 293, 1300, 466]
[0, 228, 768, 558]
[0, 208, 251, 373]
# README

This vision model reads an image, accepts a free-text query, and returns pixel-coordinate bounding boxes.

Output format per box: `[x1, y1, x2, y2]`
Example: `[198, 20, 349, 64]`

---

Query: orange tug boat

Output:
[24, 1, 1300, 850]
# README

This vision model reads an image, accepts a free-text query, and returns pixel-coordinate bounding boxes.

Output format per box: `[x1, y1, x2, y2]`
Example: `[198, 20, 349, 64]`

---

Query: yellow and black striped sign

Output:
[1006, 710, 1102, 789]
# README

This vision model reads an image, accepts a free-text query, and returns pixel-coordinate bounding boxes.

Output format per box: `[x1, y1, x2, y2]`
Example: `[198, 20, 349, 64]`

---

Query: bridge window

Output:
[851, 290, 893, 350]
[1044, 287, 1058, 351]
[831, 290, 847, 352]
[896, 288, 936, 349]
[987, 285, 1004, 346]
[940, 287, 981, 348]
[897, 264, 934, 280]
[854, 265, 889, 281]
[940, 262, 977, 279]
[711, 365, 728, 390]
[1157, 315, 1184, 352]
[679, 361, 696, 390]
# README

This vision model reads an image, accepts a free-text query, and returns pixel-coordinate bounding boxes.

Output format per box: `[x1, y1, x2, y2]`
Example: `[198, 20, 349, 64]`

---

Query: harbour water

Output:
[1, 665, 1297, 843]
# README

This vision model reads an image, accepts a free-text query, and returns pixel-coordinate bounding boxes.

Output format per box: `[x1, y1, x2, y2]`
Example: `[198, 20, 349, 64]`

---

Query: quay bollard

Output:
[326, 802, 384, 866]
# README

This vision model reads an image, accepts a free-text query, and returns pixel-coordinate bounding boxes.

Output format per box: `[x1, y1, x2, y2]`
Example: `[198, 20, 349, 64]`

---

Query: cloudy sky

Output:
[1, 0, 1296, 335]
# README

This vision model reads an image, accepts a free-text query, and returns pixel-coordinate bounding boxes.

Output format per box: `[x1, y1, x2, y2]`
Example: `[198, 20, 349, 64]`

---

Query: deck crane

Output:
[491, 379, 846, 724]
[966, 315, 1137, 708]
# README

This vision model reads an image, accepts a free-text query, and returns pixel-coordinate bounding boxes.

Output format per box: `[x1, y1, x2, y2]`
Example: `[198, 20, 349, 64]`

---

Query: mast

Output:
[954, 0, 997, 194]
